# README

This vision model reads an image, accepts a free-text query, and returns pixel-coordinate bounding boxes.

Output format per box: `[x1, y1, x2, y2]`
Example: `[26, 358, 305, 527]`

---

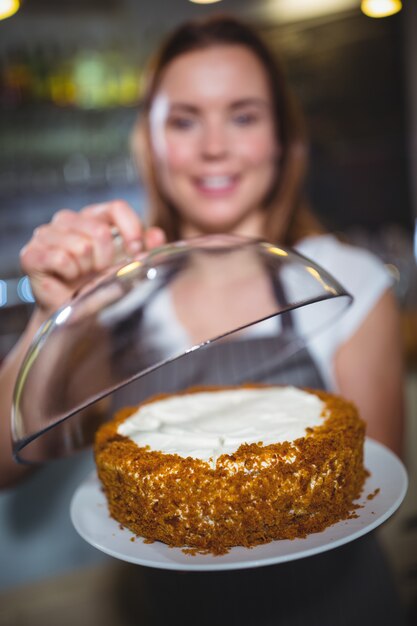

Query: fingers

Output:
[143, 227, 167, 251]
[20, 242, 81, 312]
[20, 200, 168, 314]
[51, 209, 115, 270]
[81, 200, 167, 254]
[81, 200, 144, 255]
[20, 239, 81, 283]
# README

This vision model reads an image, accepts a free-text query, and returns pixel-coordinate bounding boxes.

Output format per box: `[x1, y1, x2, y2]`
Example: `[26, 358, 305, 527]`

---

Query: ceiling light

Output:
[0, 0, 20, 21]
[261, 1, 359, 24]
[188, 0, 222, 4]
[361, 0, 402, 18]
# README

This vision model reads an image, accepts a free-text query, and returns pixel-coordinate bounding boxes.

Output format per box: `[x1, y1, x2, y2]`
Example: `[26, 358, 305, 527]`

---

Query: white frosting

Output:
[117, 386, 325, 464]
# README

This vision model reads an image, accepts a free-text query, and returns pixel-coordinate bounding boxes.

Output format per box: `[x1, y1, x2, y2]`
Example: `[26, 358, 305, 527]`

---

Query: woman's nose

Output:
[201, 122, 229, 160]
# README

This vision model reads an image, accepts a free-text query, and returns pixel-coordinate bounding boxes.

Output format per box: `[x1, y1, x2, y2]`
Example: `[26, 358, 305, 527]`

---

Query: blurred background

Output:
[0, 0, 417, 361]
[0, 0, 416, 623]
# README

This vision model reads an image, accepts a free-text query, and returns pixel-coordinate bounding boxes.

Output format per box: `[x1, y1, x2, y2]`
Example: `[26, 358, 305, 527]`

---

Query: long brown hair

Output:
[132, 14, 322, 245]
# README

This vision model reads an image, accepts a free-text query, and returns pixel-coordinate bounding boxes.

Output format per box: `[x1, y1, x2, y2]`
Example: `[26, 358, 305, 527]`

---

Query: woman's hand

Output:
[20, 200, 166, 315]
[0, 200, 166, 488]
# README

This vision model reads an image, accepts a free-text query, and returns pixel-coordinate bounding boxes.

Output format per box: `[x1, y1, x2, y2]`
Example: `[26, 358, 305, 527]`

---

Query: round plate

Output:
[70, 438, 408, 571]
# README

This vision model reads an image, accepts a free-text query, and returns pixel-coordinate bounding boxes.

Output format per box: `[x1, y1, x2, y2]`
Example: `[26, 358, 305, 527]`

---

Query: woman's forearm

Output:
[334, 290, 405, 458]
[0, 309, 48, 488]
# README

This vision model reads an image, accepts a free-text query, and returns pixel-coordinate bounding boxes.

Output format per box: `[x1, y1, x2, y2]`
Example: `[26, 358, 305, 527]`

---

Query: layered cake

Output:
[94, 385, 367, 554]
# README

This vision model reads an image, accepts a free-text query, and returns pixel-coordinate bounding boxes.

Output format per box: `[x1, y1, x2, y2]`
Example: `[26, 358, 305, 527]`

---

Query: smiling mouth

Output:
[195, 175, 238, 192]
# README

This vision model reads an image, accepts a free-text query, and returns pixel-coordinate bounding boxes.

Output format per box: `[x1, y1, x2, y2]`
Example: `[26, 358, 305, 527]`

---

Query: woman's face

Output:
[149, 44, 280, 238]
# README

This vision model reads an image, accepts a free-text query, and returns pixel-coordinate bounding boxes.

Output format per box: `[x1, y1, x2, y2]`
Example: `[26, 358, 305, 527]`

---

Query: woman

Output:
[0, 15, 406, 623]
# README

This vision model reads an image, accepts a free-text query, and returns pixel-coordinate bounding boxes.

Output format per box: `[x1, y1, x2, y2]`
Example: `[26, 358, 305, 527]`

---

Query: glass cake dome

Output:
[11, 234, 352, 463]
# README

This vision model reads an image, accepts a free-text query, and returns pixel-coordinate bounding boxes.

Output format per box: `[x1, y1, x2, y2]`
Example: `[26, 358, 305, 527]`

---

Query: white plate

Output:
[70, 438, 408, 571]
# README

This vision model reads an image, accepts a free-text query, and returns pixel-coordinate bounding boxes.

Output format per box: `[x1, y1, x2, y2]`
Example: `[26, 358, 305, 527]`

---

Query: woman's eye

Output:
[232, 112, 259, 126]
[167, 117, 195, 130]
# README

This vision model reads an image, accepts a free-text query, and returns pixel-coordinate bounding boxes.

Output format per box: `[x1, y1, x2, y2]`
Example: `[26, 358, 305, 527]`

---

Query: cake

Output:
[94, 385, 367, 555]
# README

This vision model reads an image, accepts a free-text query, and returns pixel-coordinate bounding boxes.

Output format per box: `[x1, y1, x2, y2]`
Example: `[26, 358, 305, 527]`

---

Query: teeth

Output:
[200, 176, 233, 189]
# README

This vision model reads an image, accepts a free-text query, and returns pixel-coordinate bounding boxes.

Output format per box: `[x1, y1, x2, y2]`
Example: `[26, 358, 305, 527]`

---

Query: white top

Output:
[141, 234, 392, 392]
[118, 386, 325, 463]
[294, 234, 392, 389]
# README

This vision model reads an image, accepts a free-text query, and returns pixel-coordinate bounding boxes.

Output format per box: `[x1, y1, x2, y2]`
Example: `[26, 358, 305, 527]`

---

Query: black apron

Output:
[110, 312, 407, 626]
[112, 268, 324, 408]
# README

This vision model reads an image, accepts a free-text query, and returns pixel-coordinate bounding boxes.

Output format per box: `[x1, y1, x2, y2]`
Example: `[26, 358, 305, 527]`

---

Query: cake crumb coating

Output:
[94, 385, 367, 555]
